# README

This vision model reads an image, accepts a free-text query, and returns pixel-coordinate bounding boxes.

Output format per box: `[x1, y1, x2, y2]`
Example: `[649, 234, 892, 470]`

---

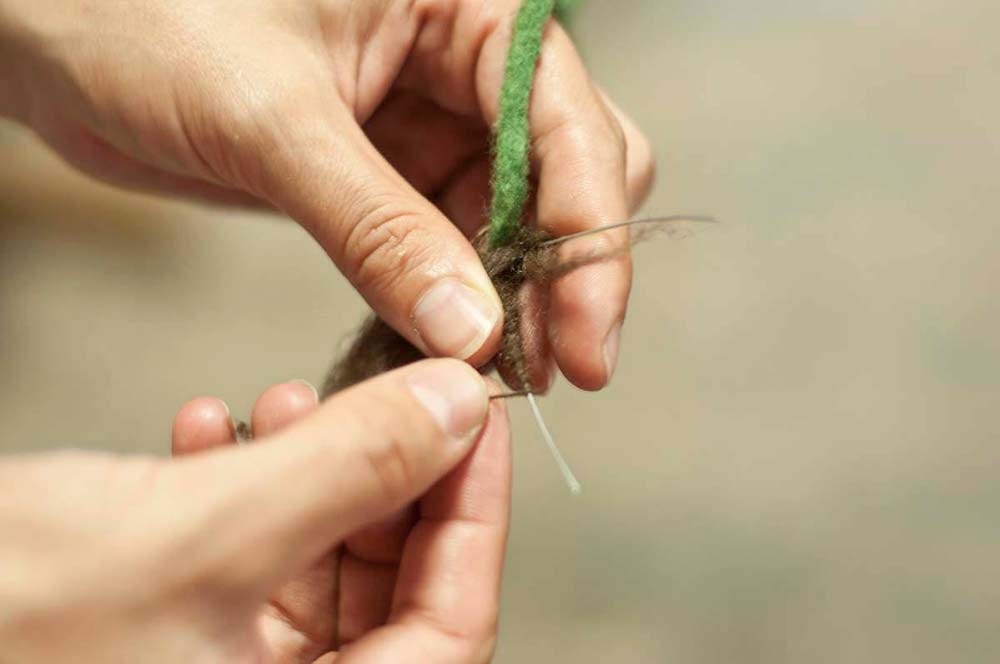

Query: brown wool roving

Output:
[325, 0, 563, 397]
[322, 224, 555, 399]
[242, 0, 716, 493]
[321, 216, 715, 400]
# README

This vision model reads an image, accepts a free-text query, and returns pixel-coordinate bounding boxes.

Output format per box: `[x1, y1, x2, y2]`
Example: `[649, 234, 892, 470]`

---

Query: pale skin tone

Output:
[171, 379, 510, 663]
[0, 0, 655, 660]
[0, 362, 511, 662]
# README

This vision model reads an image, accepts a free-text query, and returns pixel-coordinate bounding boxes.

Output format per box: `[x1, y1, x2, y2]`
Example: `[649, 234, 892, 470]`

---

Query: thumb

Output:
[186, 359, 489, 594]
[259, 104, 502, 365]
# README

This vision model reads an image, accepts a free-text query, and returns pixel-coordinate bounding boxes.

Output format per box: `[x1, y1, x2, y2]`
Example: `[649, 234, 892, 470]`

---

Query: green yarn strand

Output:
[488, 0, 555, 248]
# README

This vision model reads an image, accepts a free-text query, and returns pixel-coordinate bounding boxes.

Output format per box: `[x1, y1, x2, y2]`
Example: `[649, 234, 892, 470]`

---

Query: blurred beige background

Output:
[3, 0, 999, 661]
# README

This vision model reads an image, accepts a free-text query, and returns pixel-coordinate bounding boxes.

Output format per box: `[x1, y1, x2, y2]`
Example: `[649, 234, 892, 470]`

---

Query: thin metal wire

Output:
[489, 391, 531, 400]
[487, 215, 718, 493]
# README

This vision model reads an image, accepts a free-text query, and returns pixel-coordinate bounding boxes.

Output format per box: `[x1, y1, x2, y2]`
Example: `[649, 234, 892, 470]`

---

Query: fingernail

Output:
[412, 279, 499, 360]
[290, 379, 319, 403]
[217, 399, 235, 438]
[406, 361, 489, 440]
[603, 321, 623, 383]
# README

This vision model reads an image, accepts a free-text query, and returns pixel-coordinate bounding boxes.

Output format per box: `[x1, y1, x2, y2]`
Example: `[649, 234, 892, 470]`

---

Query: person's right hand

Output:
[0, 0, 654, 390]
[0, 360, 511, 663]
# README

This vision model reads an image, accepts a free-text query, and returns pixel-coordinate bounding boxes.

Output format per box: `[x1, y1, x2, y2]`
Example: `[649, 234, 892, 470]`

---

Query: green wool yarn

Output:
[488, 0, 556, 248]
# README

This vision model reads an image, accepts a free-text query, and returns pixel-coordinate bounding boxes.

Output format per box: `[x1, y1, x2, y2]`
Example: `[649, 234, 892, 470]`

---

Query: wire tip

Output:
[525, 392, 582, 496]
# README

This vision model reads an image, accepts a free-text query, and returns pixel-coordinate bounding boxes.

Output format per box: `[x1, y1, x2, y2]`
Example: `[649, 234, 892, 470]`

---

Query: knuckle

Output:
[341, 199, 438, 295]
[183, 550, 257, 604]
[538, 113, 626, 172]
[407, 601, 499, 663]
[413, 0, 503, 23]
[630, 131, 657, 199]
[411, 0, 453, 16]
[358, 429, 417, 504]
[603, 108, 629, 155]
[203, 74, 335, 196]
[465, 617, 500, 663]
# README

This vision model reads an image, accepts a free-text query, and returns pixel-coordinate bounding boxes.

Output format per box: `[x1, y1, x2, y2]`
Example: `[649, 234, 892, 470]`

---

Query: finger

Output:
[247, 380, 343, 652]
[171, 397, 235, 456]
[337, 553, 398, 646]
[258, 100, 502, 367]
[597, 89, 657, 213]
[475, 19, 633, 390]
[343, 506, 415, 565]
[337, 392, 511, 663]
[252, 382, 429, 576]
[434, 155, 493, 238]
[364, 91, 488, 198]
[250, 381, 320, 437]
[183, 359, 489, 594]
[337, 505, 418, 646]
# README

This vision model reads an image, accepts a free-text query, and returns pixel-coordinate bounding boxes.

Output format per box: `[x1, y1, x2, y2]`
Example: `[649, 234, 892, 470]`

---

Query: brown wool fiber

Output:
[322, 224, 555, 398]
[321, 216, 715, 399]
[231, 216, 712, 442]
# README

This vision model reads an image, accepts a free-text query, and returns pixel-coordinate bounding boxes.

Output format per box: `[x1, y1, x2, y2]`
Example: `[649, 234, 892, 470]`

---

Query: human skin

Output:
[0, 0, 654, 390]
[0, 361, 512, 662]
[0, 2, 655, 659]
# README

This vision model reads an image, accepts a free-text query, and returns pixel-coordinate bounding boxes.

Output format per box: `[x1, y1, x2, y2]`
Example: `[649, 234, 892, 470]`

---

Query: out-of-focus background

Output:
[3, 0, 999, 661]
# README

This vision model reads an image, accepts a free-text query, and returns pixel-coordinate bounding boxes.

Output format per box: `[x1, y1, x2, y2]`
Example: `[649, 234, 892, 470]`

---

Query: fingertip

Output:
[464, 305, 504, 368]
[552, 330, 612, 392]
[411, 277, 504, 364]
[171, 397, 235, 456]
[251, 380, 320, 437]
[414, 376, 513, 542]
[550, 258, 631, 392]
[404, 358, 490, 441]
[559, 358, 608, 392]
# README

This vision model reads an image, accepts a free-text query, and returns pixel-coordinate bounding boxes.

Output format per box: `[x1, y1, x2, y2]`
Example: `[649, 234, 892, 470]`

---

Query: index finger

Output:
[337, 394, 512, 663]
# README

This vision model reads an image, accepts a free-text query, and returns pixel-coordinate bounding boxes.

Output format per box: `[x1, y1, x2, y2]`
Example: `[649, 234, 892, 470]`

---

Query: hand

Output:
[0, 0, 654, 389]
[0, 360, 511, 663]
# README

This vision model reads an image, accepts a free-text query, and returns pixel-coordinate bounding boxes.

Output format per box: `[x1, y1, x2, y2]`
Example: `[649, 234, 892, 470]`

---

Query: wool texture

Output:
[488, 0, 555, 248]
[324, 0, 561, 396]
[320, 218, 697, 398]
[322, 0, 641, 398]
[324, 225, 555, 397]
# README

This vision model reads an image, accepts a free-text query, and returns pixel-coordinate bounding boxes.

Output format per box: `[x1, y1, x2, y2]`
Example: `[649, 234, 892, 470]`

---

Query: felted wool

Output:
[320, 218, 687, 398]
[323, 0, 559, 396]
[320, 0, 703, 399]
[323, 224, 557, 397]
[488, 0, 555, 247]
